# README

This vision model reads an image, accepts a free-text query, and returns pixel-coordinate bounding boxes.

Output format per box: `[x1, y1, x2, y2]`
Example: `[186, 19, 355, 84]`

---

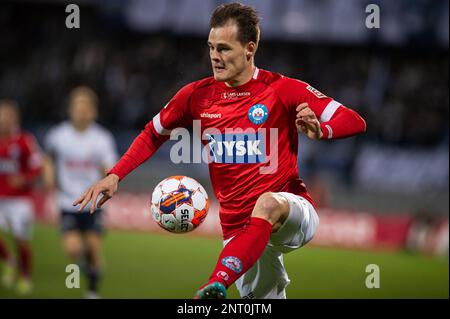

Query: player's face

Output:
[69, 96, 97, 129]
[0, 105, 19, 135]
[208, 22, 255, 86]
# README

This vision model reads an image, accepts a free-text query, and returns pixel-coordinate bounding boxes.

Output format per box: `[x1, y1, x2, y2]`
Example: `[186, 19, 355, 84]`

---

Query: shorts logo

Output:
[242, 292, 255, 299]
[248, 104, 268, 125]
[221, 256, 243, 274]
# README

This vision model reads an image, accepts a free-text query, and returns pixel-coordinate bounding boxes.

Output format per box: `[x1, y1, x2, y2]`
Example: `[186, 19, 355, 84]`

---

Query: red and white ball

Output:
[150, 175, 209, 233]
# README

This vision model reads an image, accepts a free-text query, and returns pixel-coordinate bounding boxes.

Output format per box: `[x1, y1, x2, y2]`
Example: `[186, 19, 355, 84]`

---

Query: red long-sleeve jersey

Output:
[110, 68, 366, 239]
[0, 131, 43, 198]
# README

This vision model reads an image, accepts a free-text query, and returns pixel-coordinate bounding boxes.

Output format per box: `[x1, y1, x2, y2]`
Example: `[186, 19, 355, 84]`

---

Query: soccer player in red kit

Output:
[74, 3, 366, 299]
[0, 100, 42, 295]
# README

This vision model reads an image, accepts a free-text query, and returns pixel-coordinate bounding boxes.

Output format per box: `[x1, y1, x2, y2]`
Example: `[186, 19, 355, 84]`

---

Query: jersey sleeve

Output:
[276, 76, 342, 122]
[319, 105, 367, 139]
[153, 82, 195, 134]
[276, 76, 366, 139]
[109, 83, 195, 181]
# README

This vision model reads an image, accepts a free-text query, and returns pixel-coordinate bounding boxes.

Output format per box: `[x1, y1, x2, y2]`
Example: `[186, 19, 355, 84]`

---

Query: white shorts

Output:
[0, 198, 34, 240]
[224, 192, 319, 299]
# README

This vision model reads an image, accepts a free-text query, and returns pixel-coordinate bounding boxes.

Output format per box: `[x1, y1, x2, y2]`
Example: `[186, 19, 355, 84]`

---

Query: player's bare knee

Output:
[252, 192, 288, 226]
[63, 236, 82, 260]
[65, 246, 81, 260]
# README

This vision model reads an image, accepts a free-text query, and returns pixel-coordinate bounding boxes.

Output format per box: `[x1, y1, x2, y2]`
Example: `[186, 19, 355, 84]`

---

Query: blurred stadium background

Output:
[0, 0, 448, 298]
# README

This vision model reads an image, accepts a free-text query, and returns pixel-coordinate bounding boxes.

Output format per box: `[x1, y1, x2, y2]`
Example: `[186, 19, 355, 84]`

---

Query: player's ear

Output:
[246, 42, 257, 60]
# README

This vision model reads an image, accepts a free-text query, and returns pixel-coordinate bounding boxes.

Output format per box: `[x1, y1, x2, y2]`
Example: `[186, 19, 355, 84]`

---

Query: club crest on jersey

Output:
[221, 256, 243, 274]
[248, 104, 268, 125]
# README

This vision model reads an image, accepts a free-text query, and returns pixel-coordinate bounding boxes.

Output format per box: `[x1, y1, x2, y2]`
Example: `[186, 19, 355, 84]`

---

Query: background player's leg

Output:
[195, 192, 289, 298]
[84, 231, 102, 298]
[0, 235, 11, 264]
[62, 231, 84, 264]
[9, 200, 34, 295]
[15, 238, 32, 294]
[0, 234, 14, 288]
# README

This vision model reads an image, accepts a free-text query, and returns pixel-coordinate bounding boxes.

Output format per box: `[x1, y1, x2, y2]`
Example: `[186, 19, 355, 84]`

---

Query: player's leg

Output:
[7, 199, 34, 295]
[81, 209, 104, 298]
[60, 210, 84, 261]
[235, 192, 319, 299]
[0, 232, 15, 288]
[0, 204, 15, 288]
[61, 230, 84, 264]
[83, 231, 102, 298]
[195, 192, 289, 299]
[14, 238, 33, 295]
[0, 235, 11, 264]
[235, 245, 288, 299]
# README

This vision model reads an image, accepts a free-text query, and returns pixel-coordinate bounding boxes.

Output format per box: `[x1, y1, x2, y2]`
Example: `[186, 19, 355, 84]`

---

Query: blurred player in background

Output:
[43, 87, 118, 299]
[74, 3, 366, 299]
[0, 100, 43, 295]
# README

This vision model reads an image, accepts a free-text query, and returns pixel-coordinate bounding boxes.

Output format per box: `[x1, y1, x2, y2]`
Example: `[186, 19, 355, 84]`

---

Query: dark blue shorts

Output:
[59, 210, 104, 234]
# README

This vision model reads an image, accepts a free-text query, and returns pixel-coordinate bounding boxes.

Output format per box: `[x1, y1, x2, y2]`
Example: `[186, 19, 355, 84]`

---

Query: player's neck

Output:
[71, 122, 90, 132]
[0, 127, 18, 139]
[225, 64, 256, 88]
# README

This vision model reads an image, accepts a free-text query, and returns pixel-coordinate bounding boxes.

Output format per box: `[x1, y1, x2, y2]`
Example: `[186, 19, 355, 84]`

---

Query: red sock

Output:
[206, 217, 272, 289]
[0, 239, 10, 262]
[17, 242, 32, 278]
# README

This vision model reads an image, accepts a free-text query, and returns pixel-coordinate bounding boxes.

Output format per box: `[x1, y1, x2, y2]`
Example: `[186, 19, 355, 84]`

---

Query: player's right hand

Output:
[73, 173, 120, 214]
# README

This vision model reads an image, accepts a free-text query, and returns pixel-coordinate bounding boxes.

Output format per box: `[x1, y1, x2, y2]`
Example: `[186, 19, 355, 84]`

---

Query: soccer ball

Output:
[150, 175, 209, 233]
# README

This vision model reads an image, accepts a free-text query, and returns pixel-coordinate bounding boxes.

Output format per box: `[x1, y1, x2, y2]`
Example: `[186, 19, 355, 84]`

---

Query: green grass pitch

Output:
[0, 223, 448, 299]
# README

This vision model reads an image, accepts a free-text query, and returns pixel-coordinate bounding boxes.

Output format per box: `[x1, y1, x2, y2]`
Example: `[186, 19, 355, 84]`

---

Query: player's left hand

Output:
[295, 103, 323, 140]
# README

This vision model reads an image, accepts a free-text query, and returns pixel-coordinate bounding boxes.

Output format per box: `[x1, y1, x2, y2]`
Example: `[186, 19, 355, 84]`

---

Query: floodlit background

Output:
[0, 0, 448, 298]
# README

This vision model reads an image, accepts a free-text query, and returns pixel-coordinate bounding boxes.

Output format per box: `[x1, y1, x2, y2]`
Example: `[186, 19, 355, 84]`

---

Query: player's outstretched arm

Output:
[72, 118, 170, 213]
[72, 83, 194, 213]
[295, 102, 366, 140]
[73, 173, 119, 214]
